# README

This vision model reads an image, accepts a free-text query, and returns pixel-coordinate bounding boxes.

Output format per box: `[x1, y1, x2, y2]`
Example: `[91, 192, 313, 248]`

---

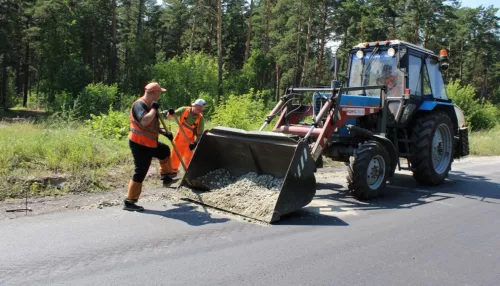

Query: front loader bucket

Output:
[177, 126, 317, 223]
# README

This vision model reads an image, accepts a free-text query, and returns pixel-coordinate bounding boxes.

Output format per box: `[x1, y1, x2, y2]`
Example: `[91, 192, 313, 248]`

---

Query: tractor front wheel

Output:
[347, 141, 390, 200]
[410, 111, 454, 185]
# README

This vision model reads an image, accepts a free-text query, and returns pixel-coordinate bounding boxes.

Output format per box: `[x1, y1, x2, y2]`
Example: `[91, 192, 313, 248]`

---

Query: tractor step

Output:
[398, 166, 415, 171]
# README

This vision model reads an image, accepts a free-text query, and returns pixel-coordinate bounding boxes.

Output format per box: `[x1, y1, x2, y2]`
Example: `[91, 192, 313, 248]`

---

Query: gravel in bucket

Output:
[177, 169, 284, 222]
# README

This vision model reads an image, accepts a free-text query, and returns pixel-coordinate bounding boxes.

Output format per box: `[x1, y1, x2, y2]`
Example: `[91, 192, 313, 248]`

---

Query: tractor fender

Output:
[417, 101, 459, 131]
[372, 134, 398, 177]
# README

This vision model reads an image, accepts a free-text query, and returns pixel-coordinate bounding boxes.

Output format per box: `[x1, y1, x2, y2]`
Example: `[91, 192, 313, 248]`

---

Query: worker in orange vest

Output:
[124, 82, 178, 212]
[164, 98, 206, 176]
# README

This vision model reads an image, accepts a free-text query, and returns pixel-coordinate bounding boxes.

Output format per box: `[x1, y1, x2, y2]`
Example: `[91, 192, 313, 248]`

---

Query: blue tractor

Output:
[179, 40, 470, 223]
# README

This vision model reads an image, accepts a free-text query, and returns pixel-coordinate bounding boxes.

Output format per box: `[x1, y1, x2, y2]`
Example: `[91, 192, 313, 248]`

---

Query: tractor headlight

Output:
[388, 48, 396, 57]
[356, 50, 364, 59]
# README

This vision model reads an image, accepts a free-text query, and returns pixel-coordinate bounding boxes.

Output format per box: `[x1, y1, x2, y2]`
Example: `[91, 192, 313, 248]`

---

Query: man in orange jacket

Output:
[124, 82, 178, 212]
[164, 98, 206, 176]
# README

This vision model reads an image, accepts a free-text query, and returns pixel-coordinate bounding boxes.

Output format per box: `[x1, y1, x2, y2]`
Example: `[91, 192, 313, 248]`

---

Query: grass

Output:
[469, 126, 500, 156]
[0, 123, 133, 200]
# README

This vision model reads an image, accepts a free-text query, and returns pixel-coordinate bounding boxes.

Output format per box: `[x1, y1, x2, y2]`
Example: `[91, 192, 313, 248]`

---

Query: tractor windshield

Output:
[348, 49, 404, 97]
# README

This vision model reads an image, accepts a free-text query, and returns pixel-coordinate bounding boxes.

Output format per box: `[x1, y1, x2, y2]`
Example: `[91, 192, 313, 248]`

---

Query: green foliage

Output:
[469, 102, 500, 131]
[76, 83, 119, 117]
[211, 89, 270, 130]
[86, 107, 129, 140]
[152, 52, 219, 116]
[51, 83, 120, 120]
[446, 79, 500, 130]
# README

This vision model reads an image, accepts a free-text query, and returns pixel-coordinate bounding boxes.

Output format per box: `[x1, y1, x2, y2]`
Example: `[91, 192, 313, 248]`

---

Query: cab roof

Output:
[352, 39, 435, 56]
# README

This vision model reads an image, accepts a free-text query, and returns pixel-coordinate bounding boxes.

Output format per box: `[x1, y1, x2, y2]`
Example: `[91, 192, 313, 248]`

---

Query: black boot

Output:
[123, 199, 144, 211]
[162, 175, 179, 187]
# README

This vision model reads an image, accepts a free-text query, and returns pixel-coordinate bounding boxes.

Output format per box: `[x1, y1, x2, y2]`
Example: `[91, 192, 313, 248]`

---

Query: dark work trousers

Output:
[129, 140, 171, 183]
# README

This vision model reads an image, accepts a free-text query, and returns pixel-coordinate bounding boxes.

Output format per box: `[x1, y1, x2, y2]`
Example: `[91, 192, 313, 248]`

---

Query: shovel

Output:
[157, 110, 187, 171]
[158, 110, 209, 190]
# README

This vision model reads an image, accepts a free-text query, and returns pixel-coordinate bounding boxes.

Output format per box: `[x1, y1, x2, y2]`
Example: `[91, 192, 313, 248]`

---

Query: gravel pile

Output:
[178, 169, 284, 222]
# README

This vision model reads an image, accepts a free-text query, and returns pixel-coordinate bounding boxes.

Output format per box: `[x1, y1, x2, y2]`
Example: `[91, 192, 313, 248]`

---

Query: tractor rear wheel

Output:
[410, 111, 454, 185]
[347, 141, 390, 200]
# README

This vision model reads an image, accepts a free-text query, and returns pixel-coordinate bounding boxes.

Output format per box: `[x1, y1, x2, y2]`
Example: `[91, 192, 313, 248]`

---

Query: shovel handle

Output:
[157, 110, 188, 171]
[172, 115, 194, 145]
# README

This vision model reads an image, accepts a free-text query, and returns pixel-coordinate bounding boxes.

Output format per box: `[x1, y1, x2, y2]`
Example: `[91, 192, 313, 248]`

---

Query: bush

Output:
[152, 52, 219, 116]
[447, 79, 499, 130]
[76, 83, 119, 118]
[211, 89, 270, 130]
[51, 83, 119, 119]
[86, 107, 129, 140]
[469, 102, 499, 130]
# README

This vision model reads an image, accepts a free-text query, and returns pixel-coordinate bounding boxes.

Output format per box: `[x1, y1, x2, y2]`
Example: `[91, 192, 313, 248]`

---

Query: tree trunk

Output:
[264, 0, 271, 56]
[392, 17, 396, 39]
[217, 0, 223, 103]
[423, 19, 429, 48]
[23, 41, 29, 107]
[110, 0, 117, 83]
[16, 59, 22, 97]
[1, 53, 7, 108]
[189, 0, 201, 54]
[295, 1, 303, 86]
[244, 0, 254, 63]
[136, 0, 145, 39]
[414, 12, 420, 44]
[316, 0, 327, 85]
[459, 40, 463, 82]
[300, 11, 312, 87]
[276, 63, 280, 101]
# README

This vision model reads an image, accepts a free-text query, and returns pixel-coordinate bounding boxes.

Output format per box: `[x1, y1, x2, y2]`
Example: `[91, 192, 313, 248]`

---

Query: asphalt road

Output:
[1, 157, 499, 285]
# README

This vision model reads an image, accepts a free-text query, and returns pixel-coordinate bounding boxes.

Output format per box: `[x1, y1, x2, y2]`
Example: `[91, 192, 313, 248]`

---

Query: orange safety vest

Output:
[179, 107, 203, 141]
[128, 97, 159, 148]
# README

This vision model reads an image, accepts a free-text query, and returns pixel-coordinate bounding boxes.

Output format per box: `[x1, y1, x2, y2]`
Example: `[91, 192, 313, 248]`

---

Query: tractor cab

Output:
[335, 40, 453, 126]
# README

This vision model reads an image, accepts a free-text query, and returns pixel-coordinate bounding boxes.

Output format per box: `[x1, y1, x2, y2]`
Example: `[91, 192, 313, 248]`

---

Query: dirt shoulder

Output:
[0, 183, 172, 220]
[0, 157, 494, 221]
[0, 166, 348, 221]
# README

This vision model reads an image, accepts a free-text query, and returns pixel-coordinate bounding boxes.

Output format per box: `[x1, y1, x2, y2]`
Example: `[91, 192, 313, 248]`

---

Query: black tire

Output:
[347, 141, 390, 200]
[410, 111, 455, 186]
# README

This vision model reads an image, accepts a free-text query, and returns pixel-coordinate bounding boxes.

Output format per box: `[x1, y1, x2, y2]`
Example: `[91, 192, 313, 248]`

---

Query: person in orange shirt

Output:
[164, 99, 206, 176]
[124, 82, 178, 212]
[377, 64, 403, 97]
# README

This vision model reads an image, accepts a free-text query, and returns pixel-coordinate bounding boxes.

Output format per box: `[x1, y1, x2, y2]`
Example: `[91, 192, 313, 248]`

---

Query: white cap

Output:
[192, 98, 206, 106]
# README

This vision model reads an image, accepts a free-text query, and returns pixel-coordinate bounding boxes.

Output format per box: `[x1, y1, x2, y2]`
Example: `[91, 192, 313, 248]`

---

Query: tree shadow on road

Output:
[141, 202, 230, 226]
[310, 169, 500, 218]
[274, 210, 349, 226]
[441, 170, 500, 203]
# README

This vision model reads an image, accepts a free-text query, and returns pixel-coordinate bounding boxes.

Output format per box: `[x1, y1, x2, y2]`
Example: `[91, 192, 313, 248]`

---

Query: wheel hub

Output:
[432, 124, 452, 174]
[366, 155, 386, 190]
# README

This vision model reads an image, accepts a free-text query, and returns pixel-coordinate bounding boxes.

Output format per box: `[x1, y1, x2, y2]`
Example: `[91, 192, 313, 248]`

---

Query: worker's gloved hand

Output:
[151, 101, 159, 110]
[167, 108, 175, 115]
[189, 142, 198, 151]
[160, 129, 173, 141]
